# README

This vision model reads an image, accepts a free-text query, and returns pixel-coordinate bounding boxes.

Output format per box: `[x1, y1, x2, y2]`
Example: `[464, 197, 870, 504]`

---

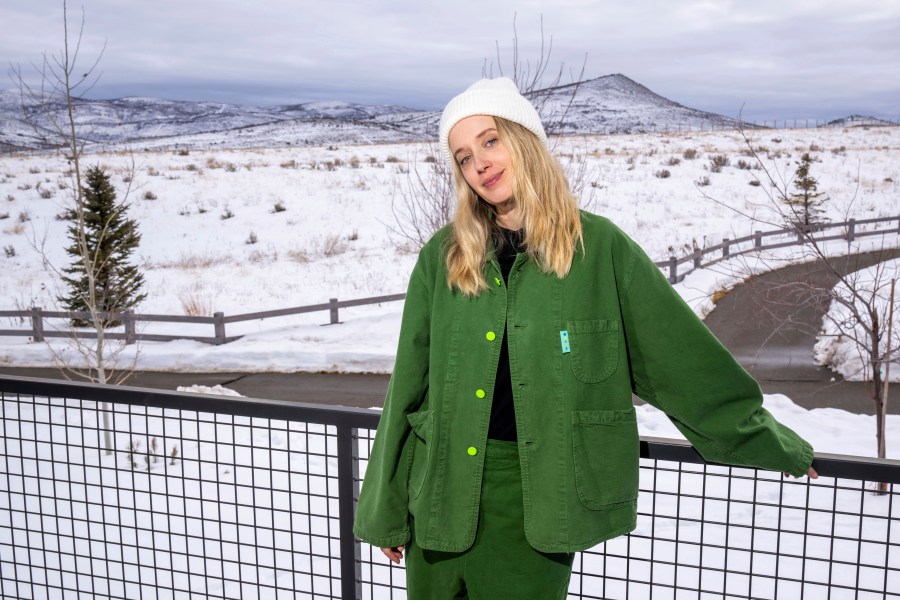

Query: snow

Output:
[814, 258, 900, 382]
[1, 126, 899, 461]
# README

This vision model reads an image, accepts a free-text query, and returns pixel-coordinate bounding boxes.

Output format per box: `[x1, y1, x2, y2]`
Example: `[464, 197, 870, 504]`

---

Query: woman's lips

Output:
[482, 171, 503, 189]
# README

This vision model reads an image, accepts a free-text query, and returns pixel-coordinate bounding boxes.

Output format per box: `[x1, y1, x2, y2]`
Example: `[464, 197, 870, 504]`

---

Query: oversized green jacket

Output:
[353, 211, 814, 553]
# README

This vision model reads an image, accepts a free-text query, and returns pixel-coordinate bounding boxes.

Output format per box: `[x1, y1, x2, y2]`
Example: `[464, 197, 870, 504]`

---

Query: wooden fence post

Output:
[755, 231, 762, 249]
[693, 251, 702, 269]
[722, 238, 730, 258]
[124, 309, 136, 345]
[847, 219, 856, 242]
[330, 298, 340, 325]
[668, 256, 678, 284]
[214, 312, 226, 344]
[31, 306, 44, 342]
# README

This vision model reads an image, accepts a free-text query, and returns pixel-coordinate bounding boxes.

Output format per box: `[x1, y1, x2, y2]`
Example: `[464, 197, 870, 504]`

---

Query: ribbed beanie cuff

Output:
[439, 77, 547, 167]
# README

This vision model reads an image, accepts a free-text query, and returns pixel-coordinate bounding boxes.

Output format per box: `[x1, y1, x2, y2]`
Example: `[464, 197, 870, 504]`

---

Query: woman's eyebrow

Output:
[453, 128, 498, 158]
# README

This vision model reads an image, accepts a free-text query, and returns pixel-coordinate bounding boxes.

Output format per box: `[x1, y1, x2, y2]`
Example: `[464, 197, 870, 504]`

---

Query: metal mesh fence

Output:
[2, 378, 900, 599]
[1, 391, 342, 599]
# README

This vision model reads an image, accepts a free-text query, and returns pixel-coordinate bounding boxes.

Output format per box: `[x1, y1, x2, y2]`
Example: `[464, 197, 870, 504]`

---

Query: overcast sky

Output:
[2, 1, 898, 121]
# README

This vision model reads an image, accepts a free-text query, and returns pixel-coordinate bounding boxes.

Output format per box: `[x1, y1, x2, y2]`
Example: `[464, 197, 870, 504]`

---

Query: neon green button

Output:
[486, 331, 496, 341]
[467, 447, 478, 456]
[494, 277, 502, 286]
[475, 389, 486, 399]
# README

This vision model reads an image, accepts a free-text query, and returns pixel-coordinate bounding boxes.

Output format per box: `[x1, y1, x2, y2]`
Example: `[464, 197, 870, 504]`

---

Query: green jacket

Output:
[353, 212, 814, 553]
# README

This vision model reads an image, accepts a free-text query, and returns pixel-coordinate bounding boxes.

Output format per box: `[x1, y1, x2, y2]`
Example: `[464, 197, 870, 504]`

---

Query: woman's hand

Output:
[381, 546, 405, 564]
[784, 466, 819, 479]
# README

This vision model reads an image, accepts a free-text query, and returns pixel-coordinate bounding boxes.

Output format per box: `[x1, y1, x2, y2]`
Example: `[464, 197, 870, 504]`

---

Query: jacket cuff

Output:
[787, 439, 815, 478]
[352, 524, 410, 549]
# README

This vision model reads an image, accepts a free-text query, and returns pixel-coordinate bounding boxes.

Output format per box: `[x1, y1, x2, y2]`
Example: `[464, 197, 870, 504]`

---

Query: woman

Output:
[353, 77, 817, 599]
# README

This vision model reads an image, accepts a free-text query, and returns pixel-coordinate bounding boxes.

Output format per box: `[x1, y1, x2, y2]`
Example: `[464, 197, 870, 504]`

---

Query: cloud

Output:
[1, 0, 897, 119]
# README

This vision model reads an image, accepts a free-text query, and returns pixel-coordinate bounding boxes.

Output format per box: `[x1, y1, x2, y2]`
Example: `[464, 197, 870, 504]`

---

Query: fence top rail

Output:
[3, 374, 900, 483]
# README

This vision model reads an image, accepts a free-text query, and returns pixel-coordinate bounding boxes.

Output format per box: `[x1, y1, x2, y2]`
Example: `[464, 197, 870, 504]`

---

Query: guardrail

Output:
[1, 374, 898, 599]
[3, 216, 900, 345]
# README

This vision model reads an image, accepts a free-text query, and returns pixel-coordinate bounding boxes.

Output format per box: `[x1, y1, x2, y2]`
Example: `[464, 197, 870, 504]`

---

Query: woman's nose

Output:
[474, 153, 490, 173]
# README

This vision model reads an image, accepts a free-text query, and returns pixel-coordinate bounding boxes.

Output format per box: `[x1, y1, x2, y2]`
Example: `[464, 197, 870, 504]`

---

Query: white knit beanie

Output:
[438, 77, 547, 167]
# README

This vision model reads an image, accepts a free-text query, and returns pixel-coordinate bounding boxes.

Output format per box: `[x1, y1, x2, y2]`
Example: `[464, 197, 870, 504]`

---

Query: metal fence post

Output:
[214, 312, 226, 344]
[330, 298, 340, 325]
[124, 309, 136, 344]
[31, 306, 44, 342]
[337, 425, 363, 600]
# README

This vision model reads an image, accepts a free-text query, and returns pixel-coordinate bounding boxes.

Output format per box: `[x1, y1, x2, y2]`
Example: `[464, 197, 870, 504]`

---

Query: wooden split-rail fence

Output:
[2, 216, 899, 345]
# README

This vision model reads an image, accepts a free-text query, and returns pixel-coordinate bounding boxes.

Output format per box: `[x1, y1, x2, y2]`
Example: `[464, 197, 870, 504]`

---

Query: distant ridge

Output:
[0, 75, 885, 151]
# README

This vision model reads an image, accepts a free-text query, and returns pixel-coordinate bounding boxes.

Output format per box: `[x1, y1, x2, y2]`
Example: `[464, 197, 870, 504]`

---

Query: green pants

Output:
[406, 439, 575, 599]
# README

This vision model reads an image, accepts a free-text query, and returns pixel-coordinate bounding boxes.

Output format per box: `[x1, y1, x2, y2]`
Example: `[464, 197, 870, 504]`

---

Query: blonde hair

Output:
[445, 117, 583, 296]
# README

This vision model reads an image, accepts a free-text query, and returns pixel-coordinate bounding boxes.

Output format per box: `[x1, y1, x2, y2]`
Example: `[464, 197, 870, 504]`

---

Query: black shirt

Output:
[488, 227, 525, 441]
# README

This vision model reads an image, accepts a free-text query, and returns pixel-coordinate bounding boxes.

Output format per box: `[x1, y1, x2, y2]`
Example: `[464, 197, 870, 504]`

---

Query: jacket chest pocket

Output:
[406, 409, 434, 500]
[567, 319, 619, 383]
[571, 408, 639, 509]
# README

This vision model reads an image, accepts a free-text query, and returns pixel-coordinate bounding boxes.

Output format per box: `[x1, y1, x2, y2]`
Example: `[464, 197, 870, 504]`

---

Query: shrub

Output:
[709, 155, 730, 173]
[5, 194, 14, 202]
[653, 169, 671, 179]
[809, 143, 823, 152]
[349, 156, 361, 168]
[324, 161, 335, 171]
[143, 191, 158, 200]
[185, 163, 199, 172]
[18, 210, 31, 223]
[3, 245, 14, 258]
[369, 156, 378, 164]
[224, 163, 237, 172]
[333, 157, 344, 168]
[0, 212, 8, 220]
[245, 231, 258, 245]
[385, 155, 401, 163]
[327, 145, 339, 151]
[206, 157, 224, 169]
[17, 183, 31, 191]
[736, 159, 753, 170]
[272, 202, 287, 213]
[423, 155, 436, 163]
[220, 208, 235, 220]
[28, 167, 41, 174]
[696, 176, 711, 187]
[179, 292, 213, 317]
[667, 157, 681, 167]
[280, 159, 298, 169]
[147, 166, 160, 176]
[38, 187, 53, 199]
[176, 149, 190, 156]
[323, 234, 347, 257]
[749, 179, 761, 187]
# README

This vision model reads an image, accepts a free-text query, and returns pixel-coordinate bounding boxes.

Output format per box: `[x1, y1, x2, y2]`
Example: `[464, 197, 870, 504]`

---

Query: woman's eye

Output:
[485, 138, 498, 147]
[459, 156, 471, 166]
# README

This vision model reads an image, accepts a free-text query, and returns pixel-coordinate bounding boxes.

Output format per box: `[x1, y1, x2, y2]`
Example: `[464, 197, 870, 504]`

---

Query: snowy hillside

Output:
[1, 74, 751, 151]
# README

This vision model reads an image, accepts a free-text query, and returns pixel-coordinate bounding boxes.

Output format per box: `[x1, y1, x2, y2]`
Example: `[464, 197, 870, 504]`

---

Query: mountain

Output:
[0, 74, 739, 151]
[825, 114, 896, 128]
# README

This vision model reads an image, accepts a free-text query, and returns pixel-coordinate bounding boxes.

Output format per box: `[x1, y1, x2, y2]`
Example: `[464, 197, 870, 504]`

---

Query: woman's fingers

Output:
[783, 466, 819, 479]
[381, 546, 405, 564]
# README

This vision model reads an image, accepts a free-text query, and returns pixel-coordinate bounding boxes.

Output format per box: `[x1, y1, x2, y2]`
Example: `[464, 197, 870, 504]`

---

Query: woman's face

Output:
[448, 115, 514, 209]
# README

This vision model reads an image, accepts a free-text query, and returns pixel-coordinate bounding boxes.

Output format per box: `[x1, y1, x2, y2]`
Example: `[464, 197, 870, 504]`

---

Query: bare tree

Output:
[702, 121, 895, 468]
[385, 15, 595, 250]
[9, 1, 141, 389]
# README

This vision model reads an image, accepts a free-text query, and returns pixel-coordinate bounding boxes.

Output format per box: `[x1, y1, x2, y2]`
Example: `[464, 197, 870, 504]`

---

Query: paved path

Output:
[3, 249, 899, 415]
[703, 248, 900, 415]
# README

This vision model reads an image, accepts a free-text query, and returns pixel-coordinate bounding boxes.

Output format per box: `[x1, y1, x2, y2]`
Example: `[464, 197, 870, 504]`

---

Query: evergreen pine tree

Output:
[60, 165, 146, 327]
[783, 152, 828, 232]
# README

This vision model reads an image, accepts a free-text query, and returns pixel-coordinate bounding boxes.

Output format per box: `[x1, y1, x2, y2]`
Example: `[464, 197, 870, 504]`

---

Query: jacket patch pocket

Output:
[571, 408, 639, 509]
[567, 319, 619, 383]
[406, 409, 434, 500]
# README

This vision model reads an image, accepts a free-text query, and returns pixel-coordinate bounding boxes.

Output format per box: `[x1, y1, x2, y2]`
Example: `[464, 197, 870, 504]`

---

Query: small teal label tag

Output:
[560, 330, 571, 354]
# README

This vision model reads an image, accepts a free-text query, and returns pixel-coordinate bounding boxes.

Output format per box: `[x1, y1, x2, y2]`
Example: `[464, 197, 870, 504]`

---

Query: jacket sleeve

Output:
[615, 228, 814, 477]
[352, 260, 431, 548]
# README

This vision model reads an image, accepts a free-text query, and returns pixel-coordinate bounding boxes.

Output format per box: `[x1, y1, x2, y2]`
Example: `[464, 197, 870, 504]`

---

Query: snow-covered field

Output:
[1, 126, 897, 373]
